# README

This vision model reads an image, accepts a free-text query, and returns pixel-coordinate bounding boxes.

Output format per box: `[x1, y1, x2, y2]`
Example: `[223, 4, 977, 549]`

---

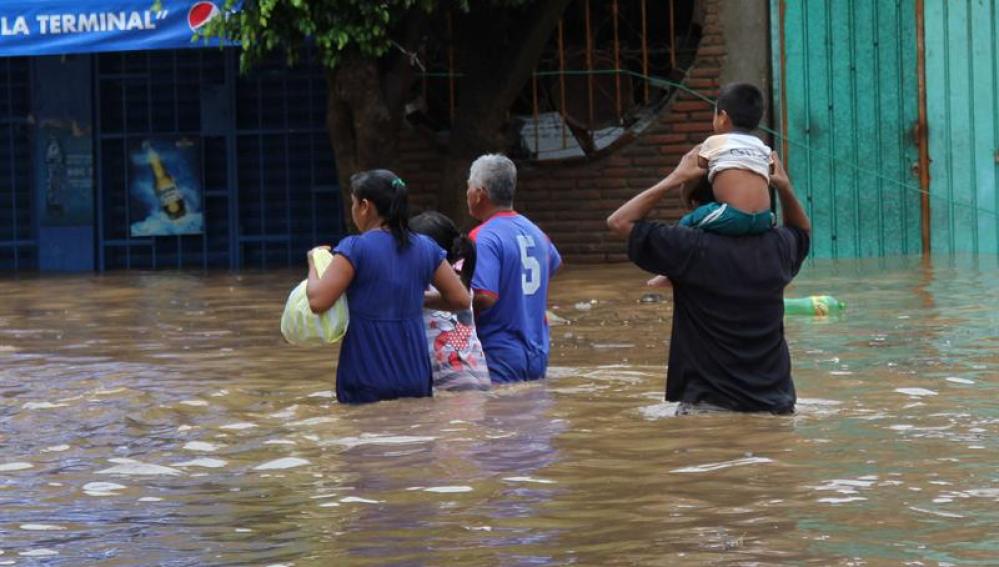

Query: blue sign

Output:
[0, 1, 238, 57]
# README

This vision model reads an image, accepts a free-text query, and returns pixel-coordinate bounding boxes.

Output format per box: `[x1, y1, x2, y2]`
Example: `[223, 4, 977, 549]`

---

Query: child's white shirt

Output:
[699, 133, 772, 183]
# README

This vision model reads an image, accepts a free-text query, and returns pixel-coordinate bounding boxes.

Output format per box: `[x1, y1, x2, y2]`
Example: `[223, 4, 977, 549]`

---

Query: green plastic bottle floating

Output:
[783, 295, 846, 316]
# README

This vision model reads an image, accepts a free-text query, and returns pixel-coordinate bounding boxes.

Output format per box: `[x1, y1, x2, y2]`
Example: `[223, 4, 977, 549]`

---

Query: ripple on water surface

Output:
[1, 260, 997, 565]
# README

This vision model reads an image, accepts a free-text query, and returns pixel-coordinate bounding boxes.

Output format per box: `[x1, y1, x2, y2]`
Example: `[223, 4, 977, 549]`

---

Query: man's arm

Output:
[470, 235, 501, 315]
[770, 152, 811, 234]
[472, 290, 498, 313]
[607, 146, 706, 239]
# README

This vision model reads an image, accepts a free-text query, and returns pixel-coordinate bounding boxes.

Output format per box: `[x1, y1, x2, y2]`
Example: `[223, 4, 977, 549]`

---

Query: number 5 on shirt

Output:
[517, 235, 541, 295]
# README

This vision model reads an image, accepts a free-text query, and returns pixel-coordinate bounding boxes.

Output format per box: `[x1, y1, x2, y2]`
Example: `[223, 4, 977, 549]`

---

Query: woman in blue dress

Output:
[305, 169, 470, 404]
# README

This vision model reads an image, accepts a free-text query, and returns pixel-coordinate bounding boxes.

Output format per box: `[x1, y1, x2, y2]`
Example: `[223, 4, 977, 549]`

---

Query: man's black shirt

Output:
[628, 222, 810, 413]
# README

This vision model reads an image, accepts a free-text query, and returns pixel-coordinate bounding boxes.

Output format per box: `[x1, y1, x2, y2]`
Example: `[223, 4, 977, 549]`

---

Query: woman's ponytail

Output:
[386, 177, 410, 249]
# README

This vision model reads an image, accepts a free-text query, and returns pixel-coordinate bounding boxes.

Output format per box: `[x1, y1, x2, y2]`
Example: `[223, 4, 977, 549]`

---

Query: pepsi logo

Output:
[188, 1, 220, 32]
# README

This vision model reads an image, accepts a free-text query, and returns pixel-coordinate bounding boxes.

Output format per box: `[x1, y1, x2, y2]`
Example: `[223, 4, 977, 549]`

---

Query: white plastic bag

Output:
[280, 248, 349, 345]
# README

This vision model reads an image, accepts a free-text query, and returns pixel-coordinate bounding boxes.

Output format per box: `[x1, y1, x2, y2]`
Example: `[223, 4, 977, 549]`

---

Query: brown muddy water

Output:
[1, 257, 997, 566]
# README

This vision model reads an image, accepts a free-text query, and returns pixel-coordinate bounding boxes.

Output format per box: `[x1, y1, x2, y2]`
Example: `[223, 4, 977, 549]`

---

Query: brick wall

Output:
[398, 0, 726, 263]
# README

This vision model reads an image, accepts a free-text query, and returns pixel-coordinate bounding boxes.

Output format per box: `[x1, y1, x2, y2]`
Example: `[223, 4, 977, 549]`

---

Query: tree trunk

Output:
[325, 56, 407, 233]
[437, 0, 575, 224]
[325, 72, 359, 230]
[438, 151, 476, 230]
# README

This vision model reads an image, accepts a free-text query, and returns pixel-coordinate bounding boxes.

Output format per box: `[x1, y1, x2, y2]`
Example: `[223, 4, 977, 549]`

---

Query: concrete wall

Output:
[718, 0, 771, 132]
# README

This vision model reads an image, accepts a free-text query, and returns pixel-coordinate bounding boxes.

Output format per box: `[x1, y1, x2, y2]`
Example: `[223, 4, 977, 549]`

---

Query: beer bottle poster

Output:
[129, 137, 203, 237]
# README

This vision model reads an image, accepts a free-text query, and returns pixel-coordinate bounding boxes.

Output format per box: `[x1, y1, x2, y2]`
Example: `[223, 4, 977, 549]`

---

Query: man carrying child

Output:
[607, 82, 811, 415]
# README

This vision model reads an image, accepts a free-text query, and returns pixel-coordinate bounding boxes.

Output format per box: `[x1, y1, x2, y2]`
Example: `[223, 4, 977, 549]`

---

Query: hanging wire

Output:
[417, 67, 998, 220]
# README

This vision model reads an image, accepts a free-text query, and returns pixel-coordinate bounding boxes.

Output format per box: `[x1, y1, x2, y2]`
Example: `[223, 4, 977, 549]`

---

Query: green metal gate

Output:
[772, 0, 924, 258]
[924, 0, 999, 254]
[774, 0, 999, 258]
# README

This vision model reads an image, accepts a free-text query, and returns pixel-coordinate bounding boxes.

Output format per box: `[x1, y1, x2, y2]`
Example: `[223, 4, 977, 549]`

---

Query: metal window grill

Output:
[0, 58, 36, 271]
[234, 52, 341, 270]
[95, 48, 341, 271]
[417, 0, 701, 161]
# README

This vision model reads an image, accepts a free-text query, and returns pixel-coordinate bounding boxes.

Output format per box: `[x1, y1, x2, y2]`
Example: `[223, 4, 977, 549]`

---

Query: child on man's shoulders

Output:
[648, 82, 776, 288]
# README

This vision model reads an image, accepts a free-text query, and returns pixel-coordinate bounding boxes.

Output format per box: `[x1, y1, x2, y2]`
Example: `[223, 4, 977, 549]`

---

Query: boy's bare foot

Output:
[646, 275, 672, 288]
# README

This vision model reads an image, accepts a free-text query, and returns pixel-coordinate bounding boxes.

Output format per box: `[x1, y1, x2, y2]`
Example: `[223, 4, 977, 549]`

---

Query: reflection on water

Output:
[1, 256, 997, 565]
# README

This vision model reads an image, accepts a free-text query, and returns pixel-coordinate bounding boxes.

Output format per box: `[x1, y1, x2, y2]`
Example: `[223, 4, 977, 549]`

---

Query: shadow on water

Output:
[0, 255, 996, 565]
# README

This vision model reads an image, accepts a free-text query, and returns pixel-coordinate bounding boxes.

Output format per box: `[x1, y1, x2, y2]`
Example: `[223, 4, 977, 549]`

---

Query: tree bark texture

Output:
[323, 2, 572, 229]
[325, 57, 400, 231]
[439, 0, 575, 224]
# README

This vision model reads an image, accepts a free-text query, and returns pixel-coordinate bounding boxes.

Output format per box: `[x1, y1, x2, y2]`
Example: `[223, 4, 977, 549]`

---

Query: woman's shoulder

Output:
[335, 231, 389, 260]
[344, 231, 441, 257]
[346, 230, 391, 248]
[338, 233, 360, 245]
[333, 233, 359, 253]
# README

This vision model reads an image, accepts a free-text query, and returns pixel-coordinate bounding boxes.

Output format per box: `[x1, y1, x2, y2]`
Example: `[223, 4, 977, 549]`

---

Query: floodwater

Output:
[1, 257, 997, 566]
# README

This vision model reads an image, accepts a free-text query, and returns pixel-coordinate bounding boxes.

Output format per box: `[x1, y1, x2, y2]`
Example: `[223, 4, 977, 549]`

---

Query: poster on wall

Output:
[36, 121, 94, 226]
[129, 137, 203, 237]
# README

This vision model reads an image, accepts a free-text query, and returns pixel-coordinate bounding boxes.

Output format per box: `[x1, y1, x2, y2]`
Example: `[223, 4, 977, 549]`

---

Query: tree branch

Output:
[382, 10, 430, 112]
[455, 0, 573, 117]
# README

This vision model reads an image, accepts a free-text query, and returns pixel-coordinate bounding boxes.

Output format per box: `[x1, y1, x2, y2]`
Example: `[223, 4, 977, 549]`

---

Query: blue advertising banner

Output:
[0, 1, 238, 57]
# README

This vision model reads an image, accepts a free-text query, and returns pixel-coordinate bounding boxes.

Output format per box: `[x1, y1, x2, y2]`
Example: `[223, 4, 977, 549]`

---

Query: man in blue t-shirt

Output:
[466, 154, 561, 383]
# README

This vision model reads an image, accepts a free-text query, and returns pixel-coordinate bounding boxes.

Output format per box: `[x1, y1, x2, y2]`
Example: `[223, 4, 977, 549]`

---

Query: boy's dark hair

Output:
[716, 83, 764, 131]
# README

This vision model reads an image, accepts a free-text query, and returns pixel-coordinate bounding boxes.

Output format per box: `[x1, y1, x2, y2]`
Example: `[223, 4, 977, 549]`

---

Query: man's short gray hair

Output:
[468, 154, 517, 207]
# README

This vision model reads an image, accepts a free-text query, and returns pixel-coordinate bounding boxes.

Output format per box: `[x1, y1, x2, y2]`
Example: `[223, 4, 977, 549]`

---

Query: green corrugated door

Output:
[924, 0, 999, 254]
[773, 0, 923, 258]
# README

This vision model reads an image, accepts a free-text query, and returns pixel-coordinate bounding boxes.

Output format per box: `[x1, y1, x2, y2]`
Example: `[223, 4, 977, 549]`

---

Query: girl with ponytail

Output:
[410, 211, 490, 392]
[306, 169, 470, 404]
